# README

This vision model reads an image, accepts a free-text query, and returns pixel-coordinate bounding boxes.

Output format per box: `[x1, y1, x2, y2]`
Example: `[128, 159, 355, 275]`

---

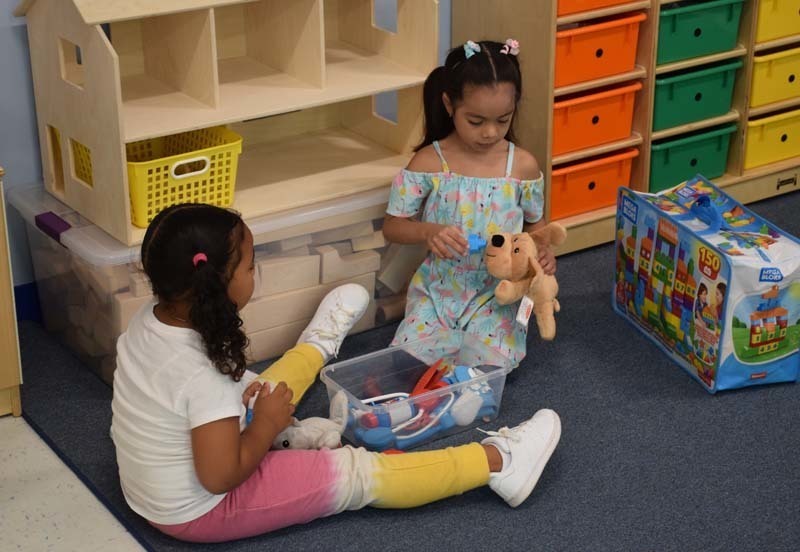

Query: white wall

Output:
[1, 1, 40, 285]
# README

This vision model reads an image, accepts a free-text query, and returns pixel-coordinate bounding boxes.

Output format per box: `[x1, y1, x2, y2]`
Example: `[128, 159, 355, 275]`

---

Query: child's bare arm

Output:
[191, 382, 295, 494]
[383, 216, 468, 259]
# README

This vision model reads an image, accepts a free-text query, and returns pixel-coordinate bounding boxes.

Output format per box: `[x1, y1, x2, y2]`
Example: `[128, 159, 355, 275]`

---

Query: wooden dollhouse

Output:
[15, 0, 438, 247]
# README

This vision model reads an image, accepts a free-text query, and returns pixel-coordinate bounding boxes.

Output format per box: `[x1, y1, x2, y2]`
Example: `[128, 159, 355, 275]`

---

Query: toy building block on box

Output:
[320, 331, 513, 451]
[613, 175, 800, 393]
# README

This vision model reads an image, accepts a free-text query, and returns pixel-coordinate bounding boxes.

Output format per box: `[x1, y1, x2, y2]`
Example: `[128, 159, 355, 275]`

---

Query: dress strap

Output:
[505, 142, 515, 177]
[432, 141, 451, 173]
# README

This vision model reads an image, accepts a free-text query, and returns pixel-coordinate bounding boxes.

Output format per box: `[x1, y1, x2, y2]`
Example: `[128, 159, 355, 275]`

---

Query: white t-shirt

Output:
[110, 301, 252, 525]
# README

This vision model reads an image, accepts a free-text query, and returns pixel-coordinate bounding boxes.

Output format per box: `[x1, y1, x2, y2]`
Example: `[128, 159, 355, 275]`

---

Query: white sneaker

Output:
[296, 284, 370, 362]
[480, 409, 561, 508]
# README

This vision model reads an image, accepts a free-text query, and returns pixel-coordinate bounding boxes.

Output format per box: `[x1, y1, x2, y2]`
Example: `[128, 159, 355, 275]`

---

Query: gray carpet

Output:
[19, 189, 800, 552]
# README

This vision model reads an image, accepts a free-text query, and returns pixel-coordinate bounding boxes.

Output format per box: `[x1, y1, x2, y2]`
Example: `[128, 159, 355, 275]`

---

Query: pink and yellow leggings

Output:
[151, 344, 490, 543]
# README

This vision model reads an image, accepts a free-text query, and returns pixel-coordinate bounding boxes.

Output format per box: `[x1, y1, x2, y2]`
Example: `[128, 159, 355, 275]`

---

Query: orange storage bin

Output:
[555, 13, 646, 88]
[550, 148, 639, 219]
[552, 81, 642, 156]
[558, 0, 632, 17]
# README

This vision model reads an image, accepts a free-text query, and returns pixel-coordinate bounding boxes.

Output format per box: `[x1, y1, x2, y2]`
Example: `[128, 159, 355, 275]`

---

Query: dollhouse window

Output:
[373, 91, 398, 124]
[373, 0, 398, 33]
[59, 37, 85, 89]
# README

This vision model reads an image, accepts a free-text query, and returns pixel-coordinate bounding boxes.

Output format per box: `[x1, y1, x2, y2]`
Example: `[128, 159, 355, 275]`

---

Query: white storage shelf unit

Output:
[15, 0, 438, 246]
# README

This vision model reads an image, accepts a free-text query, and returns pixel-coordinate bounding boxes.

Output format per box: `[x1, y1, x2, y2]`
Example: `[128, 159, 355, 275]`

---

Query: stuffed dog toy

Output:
[484, 223, 567, 340]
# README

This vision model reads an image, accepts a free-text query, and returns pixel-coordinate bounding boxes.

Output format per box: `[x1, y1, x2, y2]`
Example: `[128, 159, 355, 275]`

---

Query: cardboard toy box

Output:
[613, 176, 800, 393]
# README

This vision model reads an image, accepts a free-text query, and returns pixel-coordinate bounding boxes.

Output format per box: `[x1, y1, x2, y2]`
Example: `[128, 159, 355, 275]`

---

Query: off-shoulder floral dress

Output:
[386, 140, 545, 367]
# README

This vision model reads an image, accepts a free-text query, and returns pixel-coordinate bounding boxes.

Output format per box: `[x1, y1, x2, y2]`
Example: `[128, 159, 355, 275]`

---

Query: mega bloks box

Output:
[613, 176, 800, 393]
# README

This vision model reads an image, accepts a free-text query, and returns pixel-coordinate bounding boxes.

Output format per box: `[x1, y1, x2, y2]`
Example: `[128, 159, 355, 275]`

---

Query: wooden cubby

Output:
[453, 0, 800, 255]
[16, 0, 438, 247]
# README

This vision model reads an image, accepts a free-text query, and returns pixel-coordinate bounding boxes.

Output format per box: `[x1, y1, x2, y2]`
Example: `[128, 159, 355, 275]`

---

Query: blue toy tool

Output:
[468, 234, 487, 253]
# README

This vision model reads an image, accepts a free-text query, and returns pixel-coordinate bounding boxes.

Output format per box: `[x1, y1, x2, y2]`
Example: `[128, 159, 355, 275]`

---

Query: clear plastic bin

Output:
[320, 331, 513, 451]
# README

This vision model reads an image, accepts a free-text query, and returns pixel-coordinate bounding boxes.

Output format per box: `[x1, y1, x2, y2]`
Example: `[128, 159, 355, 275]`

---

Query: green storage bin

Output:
[649, 124, 736, 192]
[653, 59, 742, 131]
[657, 0, 745, 65]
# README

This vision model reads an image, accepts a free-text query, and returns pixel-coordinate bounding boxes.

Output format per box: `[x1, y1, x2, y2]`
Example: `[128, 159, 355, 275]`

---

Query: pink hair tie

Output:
[192, 253, 208, 267]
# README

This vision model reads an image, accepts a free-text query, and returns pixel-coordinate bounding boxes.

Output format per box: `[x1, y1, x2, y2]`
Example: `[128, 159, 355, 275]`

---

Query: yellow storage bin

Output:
[751, 47, 800, 107]
[744, 108, 800, 169]
[754, 0, 800, 44]
[126, 126, 243, 228]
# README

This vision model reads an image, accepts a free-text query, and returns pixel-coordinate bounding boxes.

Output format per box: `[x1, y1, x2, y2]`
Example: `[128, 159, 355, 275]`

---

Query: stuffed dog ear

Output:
[531, 222, 567, 249]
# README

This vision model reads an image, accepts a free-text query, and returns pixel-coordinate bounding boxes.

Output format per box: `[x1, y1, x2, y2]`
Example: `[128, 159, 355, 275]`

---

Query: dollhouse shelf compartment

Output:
[124, 42, 427, 143]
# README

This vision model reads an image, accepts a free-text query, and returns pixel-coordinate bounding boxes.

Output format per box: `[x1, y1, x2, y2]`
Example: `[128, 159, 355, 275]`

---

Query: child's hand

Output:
[252, 381, 295, 434]
[427, 224, 468, 259]
[538, 246, 557, 275]
[242, 380, 263, 407]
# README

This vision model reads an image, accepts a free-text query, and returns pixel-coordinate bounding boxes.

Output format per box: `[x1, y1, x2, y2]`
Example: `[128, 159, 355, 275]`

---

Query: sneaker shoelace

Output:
[477, 425, 523, 443]
[306, 299, 360, 356]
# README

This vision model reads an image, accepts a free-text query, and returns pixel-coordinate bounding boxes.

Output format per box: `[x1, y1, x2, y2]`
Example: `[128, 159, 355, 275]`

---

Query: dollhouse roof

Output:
[15, 0, 253, 24]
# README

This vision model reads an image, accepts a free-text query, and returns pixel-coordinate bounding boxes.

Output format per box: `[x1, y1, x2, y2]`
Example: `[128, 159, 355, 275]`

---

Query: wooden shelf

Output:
[651, 110, 740, 141]
[753, 34, 800, 53]
[655, 45, 748, 75]
[554, 66, 647, 97]
[748, 97, 800, 118]
[552, 133, 643, 166]
[128, 127, 407, 243]
[556, 1, 651, 26]
[122, 42, 426, 142]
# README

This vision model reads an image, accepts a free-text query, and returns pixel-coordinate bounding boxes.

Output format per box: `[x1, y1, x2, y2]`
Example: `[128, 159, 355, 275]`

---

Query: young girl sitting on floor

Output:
[383, 39, 558, 367]
[110, 203, 561, 543]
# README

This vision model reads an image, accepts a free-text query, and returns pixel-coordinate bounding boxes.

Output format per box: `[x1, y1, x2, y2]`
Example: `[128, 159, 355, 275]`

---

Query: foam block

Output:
[311, 221, 374, 245]
[351, 230, 386, 251]
[316, 246, 381, 284]
[255, 254, 320, 298]
[377, 243, 428, 293]
[241, 271, 376, 334]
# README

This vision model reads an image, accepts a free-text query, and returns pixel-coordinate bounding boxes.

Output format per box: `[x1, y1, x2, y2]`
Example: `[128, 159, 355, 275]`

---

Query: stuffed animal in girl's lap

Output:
[484, 223, 567, 340]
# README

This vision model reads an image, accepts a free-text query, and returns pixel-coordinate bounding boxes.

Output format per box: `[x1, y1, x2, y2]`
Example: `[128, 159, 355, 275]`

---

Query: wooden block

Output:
[351, 230, 386, 251]
[129, 271, 151, 297]
[265, 234, 312, 254]
[376, 294, 407, 324]
[246, 300, 377, 363]
[377, 243, 428, 293]
[310, 221, 374, 245]
[327, 241, 353, 256]
[99, 355, 117, 386]
[242, 271, 376, 334]
[350, 300, 378, 334]
[67, 305, 90, 332]
[93, 311, 118, 352]
[112, 291, 154, 335]
[255, 254, 320, 298]
[87, 263, 130, 300]
[316, 246, 381, 284]
[246, 320, 309, 363]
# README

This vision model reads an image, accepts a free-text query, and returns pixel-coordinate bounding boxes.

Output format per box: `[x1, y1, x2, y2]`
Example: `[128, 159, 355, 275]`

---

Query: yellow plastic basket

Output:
[126, 126, 243, 228]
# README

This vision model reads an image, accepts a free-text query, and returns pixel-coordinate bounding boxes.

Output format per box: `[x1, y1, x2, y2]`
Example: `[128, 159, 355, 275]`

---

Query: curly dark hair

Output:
[141, 203, 249, 381]
[416, 40, 523, 151]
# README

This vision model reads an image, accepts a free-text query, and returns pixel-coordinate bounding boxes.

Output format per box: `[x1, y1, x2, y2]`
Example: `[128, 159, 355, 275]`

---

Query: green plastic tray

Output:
[658, 0, 745, 65]
[653, 59, 742, 131]
[649, 124, 736, 192]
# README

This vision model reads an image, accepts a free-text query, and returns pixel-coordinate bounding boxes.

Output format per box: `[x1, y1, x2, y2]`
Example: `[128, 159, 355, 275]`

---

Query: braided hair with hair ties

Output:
[141, 203, 249, 381]
[416, 40, 522, 151]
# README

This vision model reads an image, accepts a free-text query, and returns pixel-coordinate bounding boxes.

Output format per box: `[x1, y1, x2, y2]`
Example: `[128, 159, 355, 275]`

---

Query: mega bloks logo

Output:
[759, 267, 784, 282]
[622, 196, 638, 223]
